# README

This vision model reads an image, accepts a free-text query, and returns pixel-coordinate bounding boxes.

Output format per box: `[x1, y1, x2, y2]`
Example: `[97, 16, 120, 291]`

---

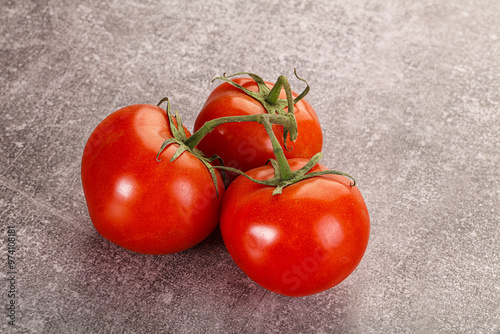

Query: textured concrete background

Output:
[1, 0, 499, 333]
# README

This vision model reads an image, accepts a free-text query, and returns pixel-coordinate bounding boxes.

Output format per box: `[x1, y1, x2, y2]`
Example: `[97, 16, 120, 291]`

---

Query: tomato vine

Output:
[156, 70, 353, 195]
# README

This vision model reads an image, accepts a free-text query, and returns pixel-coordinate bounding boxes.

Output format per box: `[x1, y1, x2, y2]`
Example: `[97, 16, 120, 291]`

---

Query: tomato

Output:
[219, 159, 370, 297]
[193, 77, 323, 182]
[81, 104, 224, 255]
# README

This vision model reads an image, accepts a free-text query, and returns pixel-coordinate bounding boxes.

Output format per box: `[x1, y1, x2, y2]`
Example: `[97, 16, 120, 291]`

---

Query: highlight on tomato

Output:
[81, 101, 224, 255]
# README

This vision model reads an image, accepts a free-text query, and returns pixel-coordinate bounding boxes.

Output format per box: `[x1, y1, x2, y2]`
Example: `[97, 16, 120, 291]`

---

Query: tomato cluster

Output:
[81, 71, 370, 297]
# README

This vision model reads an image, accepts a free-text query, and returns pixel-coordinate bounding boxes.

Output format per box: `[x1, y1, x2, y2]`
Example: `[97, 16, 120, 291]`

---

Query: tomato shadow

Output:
[188, 224, 225, 253]
[76, 222, 233, 294]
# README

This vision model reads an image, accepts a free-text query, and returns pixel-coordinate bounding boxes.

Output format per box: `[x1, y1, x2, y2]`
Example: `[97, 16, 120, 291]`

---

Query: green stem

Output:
[183, 113, 295, 150]
[263, 70, 310, 108]
[262, 118, 294, 181]
[265, 75, 287, 105]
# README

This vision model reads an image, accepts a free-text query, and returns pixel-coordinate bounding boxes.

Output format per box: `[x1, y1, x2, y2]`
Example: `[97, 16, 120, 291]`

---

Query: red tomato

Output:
[81, 104, 224, 255]
[220, 159, 370, 297]
[193, 77, 323, 182]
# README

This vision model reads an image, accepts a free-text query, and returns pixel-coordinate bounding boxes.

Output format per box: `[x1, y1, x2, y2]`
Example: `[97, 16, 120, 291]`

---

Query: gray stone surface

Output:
[1, 0, 499, 333]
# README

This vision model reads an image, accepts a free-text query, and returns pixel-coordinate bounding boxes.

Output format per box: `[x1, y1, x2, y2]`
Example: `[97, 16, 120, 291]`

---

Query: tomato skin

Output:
[194, 78, 323, 182]
[81, 104, 224, 255]
[220, 159, 370, 297]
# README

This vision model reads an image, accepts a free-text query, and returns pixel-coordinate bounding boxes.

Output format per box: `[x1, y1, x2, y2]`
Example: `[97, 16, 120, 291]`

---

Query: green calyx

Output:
[155, 97, 223, 197]
[214, 153, 355, 196]
[213, 118, 356, 195]
[213, 69, 309, 148]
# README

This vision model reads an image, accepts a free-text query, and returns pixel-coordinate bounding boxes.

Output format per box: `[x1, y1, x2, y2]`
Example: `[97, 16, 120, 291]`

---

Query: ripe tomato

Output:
[219, 159, 370, 297]
[81, 104, 224, 255]
[193, 77, 323, 182]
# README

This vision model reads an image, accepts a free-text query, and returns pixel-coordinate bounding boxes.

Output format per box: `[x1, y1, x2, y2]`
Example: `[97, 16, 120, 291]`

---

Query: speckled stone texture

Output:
[1, 0, 499, 333]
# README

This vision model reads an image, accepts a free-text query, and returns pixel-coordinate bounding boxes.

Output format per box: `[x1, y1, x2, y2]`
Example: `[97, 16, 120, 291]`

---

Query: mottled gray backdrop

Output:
[1, 0, 499, 333]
